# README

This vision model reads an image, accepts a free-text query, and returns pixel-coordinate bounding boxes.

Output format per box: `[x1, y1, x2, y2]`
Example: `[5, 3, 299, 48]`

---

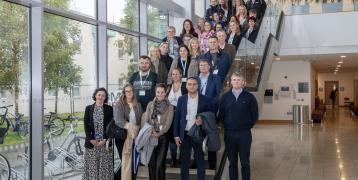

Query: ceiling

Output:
[276, 53, 358, 73]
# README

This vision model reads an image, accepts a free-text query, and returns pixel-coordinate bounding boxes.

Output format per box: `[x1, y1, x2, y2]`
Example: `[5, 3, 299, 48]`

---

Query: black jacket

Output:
[160, 54, 174, 70]
[84, 103, 113, 149]
[226, 33, 243, 50]
[218, 90, 258, 132]
[129, 71, 158, 110]
[245, 28, 259, 43]
[162, 36, 183, 46]
[205, 5, 225, 21]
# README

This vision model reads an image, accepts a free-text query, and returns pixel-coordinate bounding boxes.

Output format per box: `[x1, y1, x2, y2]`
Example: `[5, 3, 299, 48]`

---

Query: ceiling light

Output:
[337, 65, 341, 67]
[275, 57, 280, 60]
[251, 62, 255, 65]
[340, 55, 346, 58]
[338, 61, 343, 64]
[334, 72, 337, 74]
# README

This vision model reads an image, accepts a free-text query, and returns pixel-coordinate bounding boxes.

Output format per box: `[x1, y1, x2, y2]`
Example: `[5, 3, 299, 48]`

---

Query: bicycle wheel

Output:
[0, 116, 5, 126]
[66, 136, 85, 170]
[17, 122, 29, 139]
[0, 154, 10, 180]
[49, 117, 65, 136]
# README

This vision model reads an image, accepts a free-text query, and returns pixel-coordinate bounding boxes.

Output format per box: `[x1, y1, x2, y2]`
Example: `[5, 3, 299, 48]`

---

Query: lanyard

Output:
[139, 72, 149, 88]
[180, 59, 187, 76]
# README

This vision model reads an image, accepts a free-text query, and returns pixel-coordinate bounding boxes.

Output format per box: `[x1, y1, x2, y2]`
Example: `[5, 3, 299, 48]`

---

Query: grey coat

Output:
[135, 122, 158, 166]
[188, 111, 221, 151]
[113, 101, 143, 128]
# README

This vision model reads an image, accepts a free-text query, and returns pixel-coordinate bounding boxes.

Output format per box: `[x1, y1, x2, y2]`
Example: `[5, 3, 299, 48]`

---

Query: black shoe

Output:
[190, 162, 197, 169]
[170, 160, 178, 168]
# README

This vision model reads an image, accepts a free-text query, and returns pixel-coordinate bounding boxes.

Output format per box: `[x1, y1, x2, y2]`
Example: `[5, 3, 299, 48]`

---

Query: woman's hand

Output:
[97, 139, 107, 147]
[151, 129, 159, 138]
[90, 139, 99, 146]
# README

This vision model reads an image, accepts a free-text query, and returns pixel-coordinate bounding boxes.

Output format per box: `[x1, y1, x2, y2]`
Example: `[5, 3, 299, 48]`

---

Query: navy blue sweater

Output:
[218, 89, 258, 131]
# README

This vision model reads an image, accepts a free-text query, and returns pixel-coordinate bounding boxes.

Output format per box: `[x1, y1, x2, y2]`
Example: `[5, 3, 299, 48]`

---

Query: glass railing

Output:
[231, 2, 282, 90]
[274, 0, 358, 15]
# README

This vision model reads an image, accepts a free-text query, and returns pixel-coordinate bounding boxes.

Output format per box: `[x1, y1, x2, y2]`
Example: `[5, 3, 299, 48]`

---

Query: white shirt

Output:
[199, 74, 209, 95]
[128, 103, 136, 124]
[185, 93, 199, 131]
[168, 85, 182, 107]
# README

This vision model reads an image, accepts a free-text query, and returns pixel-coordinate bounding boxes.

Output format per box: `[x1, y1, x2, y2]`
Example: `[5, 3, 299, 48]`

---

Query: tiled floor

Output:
[245, 108, 358, 180]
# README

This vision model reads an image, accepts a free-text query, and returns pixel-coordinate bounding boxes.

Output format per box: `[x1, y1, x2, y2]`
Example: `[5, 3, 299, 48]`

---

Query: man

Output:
[218, 72, 258, 180]
[245, 16, 259, 43]
[173, 78, 213, 180]
[162, 26, 183, 60]
[205, 0, 225, 21]
[200, 36, 231, 83]
[196, 59, 222, 169]
[217, 30, 236, 64]
[329, 88, 338, 110]
[129, 55, 158, 110]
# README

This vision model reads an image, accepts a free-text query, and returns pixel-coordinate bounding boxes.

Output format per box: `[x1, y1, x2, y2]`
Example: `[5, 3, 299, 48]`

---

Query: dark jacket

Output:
[246, 0, 267, 19]
[167, 83, 188, 98]
[200, 50, 231, 82]
[162, 36, 183, 46]
[84, 103, 113, 149]
[160, 54, 173, 71]
[113, 101, 143, 128]
[173, 94, 213, 140]
[205, 5, 225, 21]
[218, 89, 258, 132]
[245, 28, 259, 43]
[188, 112, 221, 151]
[129, 71, 158, 110]
[196, 73, 222, 112]
[150, 60, 168, 84]
[227, 33, 243, 50]
[180, 32, 199, 39]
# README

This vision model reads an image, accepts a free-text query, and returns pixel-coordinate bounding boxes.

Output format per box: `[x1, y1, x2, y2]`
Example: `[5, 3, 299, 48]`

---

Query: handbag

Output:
[106, 120, 128, 140]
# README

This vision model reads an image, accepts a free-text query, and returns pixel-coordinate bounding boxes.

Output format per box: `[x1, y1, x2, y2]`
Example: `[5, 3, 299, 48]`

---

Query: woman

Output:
[195, 17, 205, 36]
[220, 0, 229, 22]
[141, 83, 174, 180]
[167, 68, 188, 167]
[83, 88, 113, 180]
[149, 46, 169, 84]
[180, 19, 198, 39]
[214, 22, 224, 33]
[235, 5, 248, 30]
[113, 84, 143, 180]
[159, 42, 173, 71]
[188, 37, 202, 77]
[167, 45, 195, 84]
[199, 21, 214, 53]
[227, 20, 243, 50]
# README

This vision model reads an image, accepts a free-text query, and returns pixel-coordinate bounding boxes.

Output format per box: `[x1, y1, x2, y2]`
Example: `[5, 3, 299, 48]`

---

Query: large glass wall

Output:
[107, 0, 139, 31]
[147, 4, 168, 39]
[44, 0, 96, 17]
[42, 13, 97, 178]
[0, 1, 30, 179]
[107, 30, 139, 104]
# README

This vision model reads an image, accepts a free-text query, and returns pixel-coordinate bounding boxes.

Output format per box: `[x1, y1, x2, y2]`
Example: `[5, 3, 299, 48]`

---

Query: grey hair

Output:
[230, 71, 245, 80]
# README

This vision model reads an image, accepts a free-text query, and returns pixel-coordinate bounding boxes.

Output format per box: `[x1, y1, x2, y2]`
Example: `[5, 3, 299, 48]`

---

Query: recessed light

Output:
[251, 62, 255, 65]
[337, 65, 341, 67]
[275, 57, 280, 60]
[340, 55, 346, 58]
[338, 61, 343, 64]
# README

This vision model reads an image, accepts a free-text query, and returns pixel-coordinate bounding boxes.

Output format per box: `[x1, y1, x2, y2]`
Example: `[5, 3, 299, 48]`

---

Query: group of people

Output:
[82, 0, 264, 180]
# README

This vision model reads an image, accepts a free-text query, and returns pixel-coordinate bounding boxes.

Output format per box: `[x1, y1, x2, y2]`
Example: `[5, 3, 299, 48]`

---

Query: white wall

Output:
[317, 72, 355, 106]
[172, 0, 193, 35]
[261, 61, 313, 120]
[280, 11, 358, 56]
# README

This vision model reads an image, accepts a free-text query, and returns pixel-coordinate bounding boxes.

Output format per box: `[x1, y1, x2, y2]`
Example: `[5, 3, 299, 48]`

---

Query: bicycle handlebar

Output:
[0, 105, 13, 109]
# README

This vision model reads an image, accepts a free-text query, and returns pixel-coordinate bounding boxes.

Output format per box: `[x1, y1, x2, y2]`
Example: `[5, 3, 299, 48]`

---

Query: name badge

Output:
[213, 69, 219, 75]
[182, 77, 187, 82]
[139, 90, 146, 96]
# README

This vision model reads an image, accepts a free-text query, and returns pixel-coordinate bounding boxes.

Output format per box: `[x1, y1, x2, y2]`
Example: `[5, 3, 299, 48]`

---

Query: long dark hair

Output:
[118, 84, 140, 110]
[178, 44, 191, 61]
[180, 19, 196, 37]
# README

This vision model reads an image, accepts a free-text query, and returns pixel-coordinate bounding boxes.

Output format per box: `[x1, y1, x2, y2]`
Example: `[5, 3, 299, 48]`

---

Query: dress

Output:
[83, 105, 113, 180]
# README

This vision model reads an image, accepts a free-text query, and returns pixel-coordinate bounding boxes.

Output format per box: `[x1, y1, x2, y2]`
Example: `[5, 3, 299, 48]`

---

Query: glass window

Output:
[0, 1, 30, 179]
[108, 0, 139, 31]
[43, 13, 97, 178]
[147, 40, 160, 54]
[107, 30, 139, 104]
[44, 0, 96, 17]
[147, 4, 168, 39]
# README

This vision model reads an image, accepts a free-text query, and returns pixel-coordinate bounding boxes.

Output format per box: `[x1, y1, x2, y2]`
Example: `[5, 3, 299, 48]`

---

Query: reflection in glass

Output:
[0, 1, 30, 179]
[43, 13, 97, 178]
[44, 0, 96, 17]
[147, 5, 168, 39]
[108, 0, 139, 31]
[107, 30, 139, 104]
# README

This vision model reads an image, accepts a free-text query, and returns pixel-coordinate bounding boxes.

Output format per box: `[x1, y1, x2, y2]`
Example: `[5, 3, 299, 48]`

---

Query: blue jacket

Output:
[218, 89, 258, 132]
[173, 94, 213, 140]
[200, 50, 231, 82]
[196, 74, 222, 112]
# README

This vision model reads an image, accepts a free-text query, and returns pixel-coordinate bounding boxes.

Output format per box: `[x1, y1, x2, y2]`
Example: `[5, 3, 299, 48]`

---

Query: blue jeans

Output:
[225, 130, 252, 180]
[180, 133, 205, 180]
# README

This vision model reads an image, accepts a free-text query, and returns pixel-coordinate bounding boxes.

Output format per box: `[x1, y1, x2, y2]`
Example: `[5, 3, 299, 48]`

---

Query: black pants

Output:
[225, 130, 252, 180]
[148, 134, 169, 180]
[180, 133, 205, 180]
[115, 138, 136, 180]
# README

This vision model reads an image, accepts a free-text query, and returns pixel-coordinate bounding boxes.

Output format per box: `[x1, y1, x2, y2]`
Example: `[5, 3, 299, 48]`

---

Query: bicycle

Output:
[0, 115, 11, 180]
[0, 105, 28, 139]
[43, 111, 66, 136]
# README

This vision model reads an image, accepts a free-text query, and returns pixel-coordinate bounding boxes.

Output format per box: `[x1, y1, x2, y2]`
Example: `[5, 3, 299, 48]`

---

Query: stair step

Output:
[136, 165, 215, 179]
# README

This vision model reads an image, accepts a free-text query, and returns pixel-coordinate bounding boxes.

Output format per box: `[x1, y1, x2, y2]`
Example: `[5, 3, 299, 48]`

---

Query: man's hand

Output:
[175, 137, 182, 147]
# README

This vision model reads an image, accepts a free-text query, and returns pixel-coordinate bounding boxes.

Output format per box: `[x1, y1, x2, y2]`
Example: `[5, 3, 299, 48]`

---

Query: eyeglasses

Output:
[125, 90, 133, 93]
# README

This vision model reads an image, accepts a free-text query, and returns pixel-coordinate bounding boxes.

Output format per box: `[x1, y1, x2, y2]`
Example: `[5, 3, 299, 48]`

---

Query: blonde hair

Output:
[229, 20, 241, 35]
[188, 37, 201, 56]
[149, 46, 160, 59]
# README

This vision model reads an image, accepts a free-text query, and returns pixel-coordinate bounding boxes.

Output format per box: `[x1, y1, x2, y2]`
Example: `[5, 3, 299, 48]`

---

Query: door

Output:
[325, 81, 339, 105]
